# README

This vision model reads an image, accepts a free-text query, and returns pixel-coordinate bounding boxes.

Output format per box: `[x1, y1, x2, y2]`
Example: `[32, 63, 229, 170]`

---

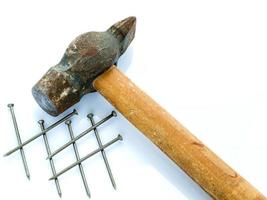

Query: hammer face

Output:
[32, 69, 81, 116]
[32, 17, 136, 116]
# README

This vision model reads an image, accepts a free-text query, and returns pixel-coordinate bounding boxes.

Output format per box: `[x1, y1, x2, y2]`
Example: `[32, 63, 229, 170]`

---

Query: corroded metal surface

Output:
[32, 17, 136, 116]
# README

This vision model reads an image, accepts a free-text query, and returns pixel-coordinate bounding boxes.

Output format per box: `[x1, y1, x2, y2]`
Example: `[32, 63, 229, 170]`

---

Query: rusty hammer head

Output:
[32, 17, 136, 116]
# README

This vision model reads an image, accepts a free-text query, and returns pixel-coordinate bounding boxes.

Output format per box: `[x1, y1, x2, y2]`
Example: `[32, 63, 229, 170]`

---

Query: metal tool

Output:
[32, 17, 135, 116]
[7, 103, 30, 179]
[38, 120, 62, 197]
[4, 109, 78, 156]
[47, 111, 117, 159]
[31, 16, 266, 199]
[49, 134, 122, 180]
[87, 113, 116, 189]
[65, 120, 91, 198]
[5, 107, 122, 197]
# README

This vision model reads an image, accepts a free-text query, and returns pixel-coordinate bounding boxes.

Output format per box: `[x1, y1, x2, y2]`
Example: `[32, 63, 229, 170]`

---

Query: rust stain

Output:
[81, 48, 98, 57]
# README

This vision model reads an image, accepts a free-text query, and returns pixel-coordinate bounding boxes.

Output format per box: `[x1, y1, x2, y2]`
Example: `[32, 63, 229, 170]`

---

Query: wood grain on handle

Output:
[93, 66, 266, 200]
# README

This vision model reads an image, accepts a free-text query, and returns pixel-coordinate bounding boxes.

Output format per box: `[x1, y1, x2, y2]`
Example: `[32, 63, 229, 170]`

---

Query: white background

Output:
[0, 0, 266, 199]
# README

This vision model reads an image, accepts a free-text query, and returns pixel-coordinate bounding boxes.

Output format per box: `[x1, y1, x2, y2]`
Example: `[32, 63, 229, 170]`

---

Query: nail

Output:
[47, 111, 117, 159]
[38, 120, 62, 197]
[65, 120, 91, 198]
[7, 103, 30, 179]
[49, 134, 122, 180]
[4, 109, 78, 157]
[87, 113, 117, 189]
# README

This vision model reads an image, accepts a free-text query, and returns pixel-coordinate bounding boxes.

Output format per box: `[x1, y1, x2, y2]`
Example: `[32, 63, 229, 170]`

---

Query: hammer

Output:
[31, 17, 266, 199]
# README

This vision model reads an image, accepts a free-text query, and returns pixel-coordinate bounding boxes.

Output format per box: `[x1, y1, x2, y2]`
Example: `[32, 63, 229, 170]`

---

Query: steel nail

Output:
[4, 109, 78, 157]
[38, 120, 62, 197]
[47, 111, 117, 159]
[7, 103, 31, 179]
[65, 120, 91, 198]
[49, 134, 123, 180]
[87, 113, 117, 189]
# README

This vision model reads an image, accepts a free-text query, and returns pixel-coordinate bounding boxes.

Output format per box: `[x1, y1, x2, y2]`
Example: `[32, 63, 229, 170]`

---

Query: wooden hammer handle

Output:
[94, 66, 266, 200]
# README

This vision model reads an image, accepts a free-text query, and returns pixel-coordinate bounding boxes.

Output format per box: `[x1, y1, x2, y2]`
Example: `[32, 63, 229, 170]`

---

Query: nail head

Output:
[112, 111, 117, 117]
[7, 103, 14, 108]
[65, 120, 71, 125]
[118, 134, 123, 141]
[87, 113, 94, 118]
[73, 109, 78, 115]
[38, 120, 44, 125]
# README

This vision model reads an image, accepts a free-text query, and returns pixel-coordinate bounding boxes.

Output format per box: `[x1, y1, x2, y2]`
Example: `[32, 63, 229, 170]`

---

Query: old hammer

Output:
[31, 17, 265, 199]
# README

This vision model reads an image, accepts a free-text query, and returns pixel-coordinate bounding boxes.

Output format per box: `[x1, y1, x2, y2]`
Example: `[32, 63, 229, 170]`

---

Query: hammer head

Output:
[32, 17, 136, 116]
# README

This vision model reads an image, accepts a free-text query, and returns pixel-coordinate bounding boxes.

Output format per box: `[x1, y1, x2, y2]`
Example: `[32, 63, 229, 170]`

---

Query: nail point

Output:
[113, 185, 117, 190]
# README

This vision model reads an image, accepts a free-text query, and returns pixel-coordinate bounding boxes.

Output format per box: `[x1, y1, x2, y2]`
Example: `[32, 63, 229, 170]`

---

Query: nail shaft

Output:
[4, 109, 78, 156]
[65, 120, 91, 198]
[88, 114, 117, 189]
[38, 120, 62, 198]
[7, 104, 30, 179]
[49, 134, 122, 180]
[47, 111, 116, 159]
